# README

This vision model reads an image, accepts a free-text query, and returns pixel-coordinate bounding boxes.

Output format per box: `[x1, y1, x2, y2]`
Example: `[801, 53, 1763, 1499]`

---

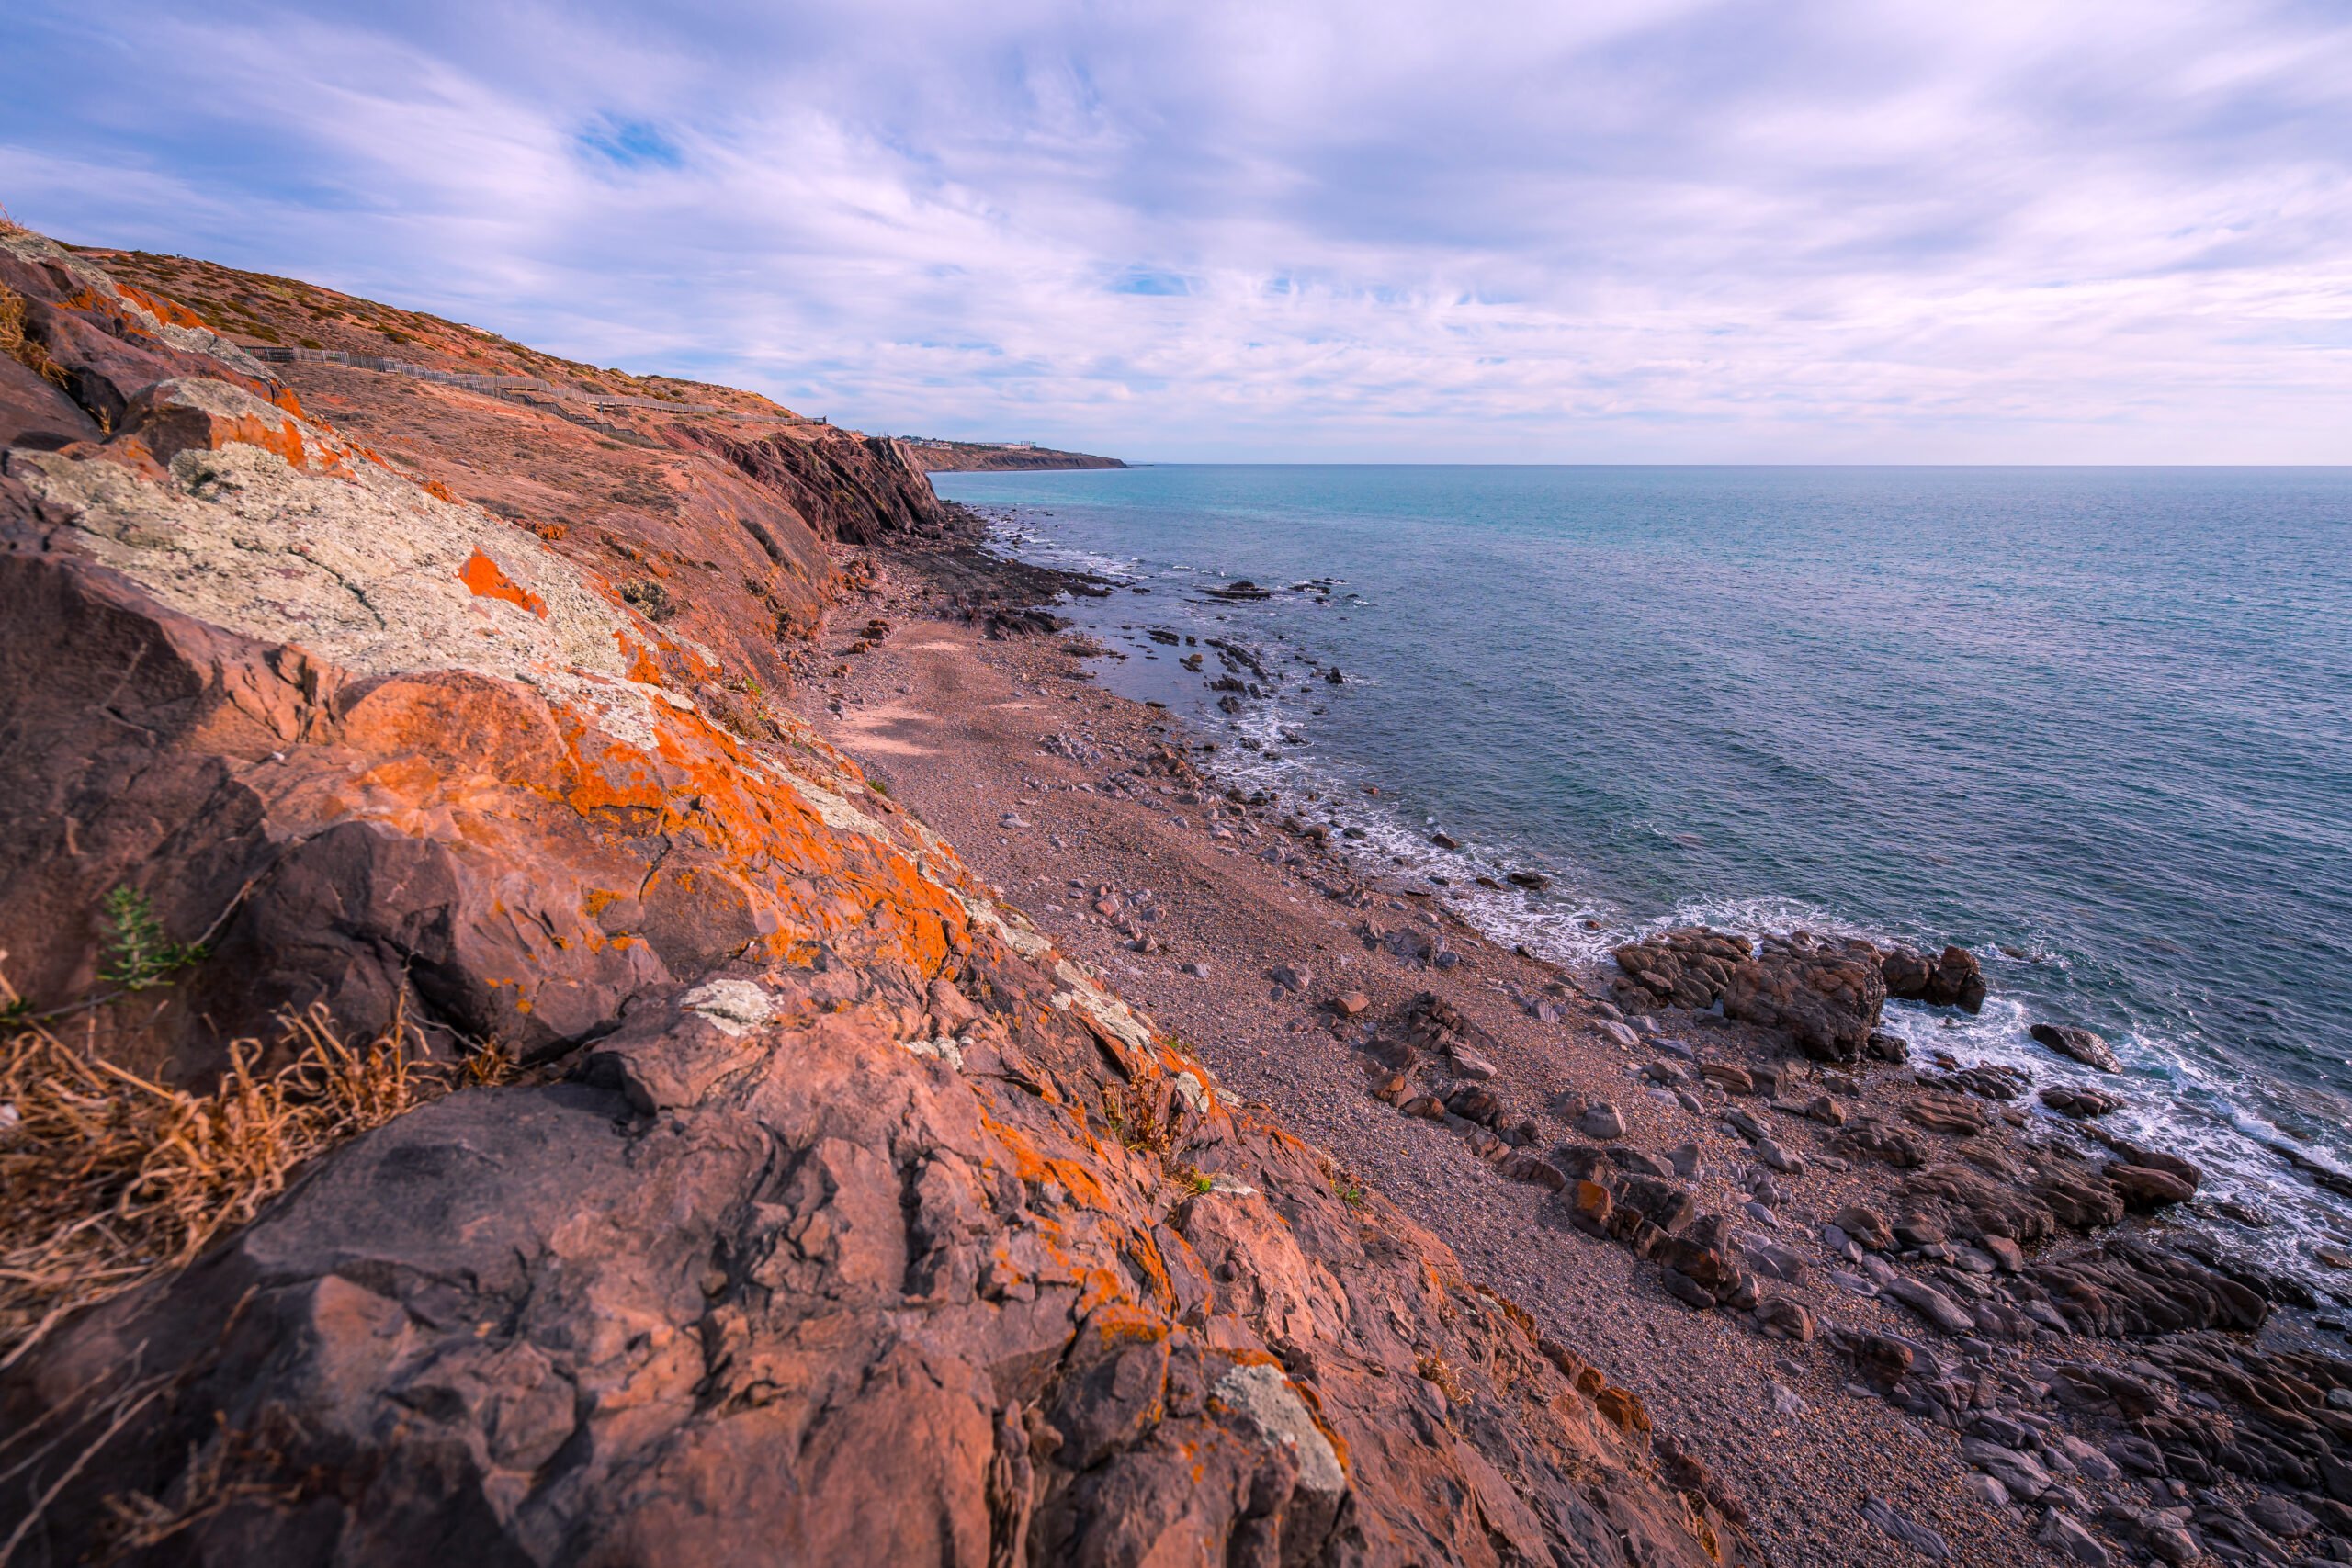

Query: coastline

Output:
[802, 527, 2352, 1567]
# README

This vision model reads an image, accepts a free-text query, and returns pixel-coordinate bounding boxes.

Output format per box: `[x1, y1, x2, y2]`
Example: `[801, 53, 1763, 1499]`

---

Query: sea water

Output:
[933, 464, 2352, 1286]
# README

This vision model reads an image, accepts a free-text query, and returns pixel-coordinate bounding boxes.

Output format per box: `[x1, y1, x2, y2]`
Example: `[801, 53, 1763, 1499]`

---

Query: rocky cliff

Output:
[0, 228, 1742, 1563]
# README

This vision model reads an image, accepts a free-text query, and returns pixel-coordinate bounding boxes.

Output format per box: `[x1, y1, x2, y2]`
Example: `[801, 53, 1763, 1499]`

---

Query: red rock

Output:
[0, 226, 1748, 1568]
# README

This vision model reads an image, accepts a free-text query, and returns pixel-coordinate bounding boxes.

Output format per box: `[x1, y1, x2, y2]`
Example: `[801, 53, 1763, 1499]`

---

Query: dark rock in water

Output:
[1506, 869, 1550, 890]
[2041, 1083, 2125, 1118]
[2030, 1022, 2122, 1073]
[1430, 830, 1460, 850]
[1202, 578, 1272, 600]
[1611, 927, 1890, 1063]
[1881, 944, 1988, 1013]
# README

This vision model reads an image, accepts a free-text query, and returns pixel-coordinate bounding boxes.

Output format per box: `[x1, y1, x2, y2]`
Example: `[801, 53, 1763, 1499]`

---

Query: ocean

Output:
[931, 464, 2352, 1284]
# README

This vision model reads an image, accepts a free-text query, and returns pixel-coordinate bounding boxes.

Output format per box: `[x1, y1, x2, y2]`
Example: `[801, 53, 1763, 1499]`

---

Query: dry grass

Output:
[1101, 1077, 1177, 1159]
[0, 981, 507, 1365]
[0, 282, 70, 389]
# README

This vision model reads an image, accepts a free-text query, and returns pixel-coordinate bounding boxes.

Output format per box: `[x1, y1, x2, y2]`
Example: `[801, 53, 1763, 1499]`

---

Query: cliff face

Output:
[0, 227, 1743, 1566]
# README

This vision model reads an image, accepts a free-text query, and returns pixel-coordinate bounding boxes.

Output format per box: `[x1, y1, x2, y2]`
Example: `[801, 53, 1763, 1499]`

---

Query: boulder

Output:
[2030, 1023, 2122, 1074]
[1577, 1102, 1628, 1141]
[2039, 1084, 2124, 1118]
[1881, 944, 1988, 1012]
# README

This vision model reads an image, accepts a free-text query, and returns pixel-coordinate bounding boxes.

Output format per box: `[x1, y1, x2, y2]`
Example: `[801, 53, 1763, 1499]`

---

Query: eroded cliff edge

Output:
[0, 231, 1744, 1563]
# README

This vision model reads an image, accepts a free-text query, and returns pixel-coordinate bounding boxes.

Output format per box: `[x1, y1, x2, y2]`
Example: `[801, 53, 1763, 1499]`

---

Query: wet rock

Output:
[2030, 1023, 2122, 1074]
[1882, 944, 1988, 1013]
[2107, 1163, 2196, 1210]
[1935, 1063, 2030, 1100]
[1613, 926, 1892, 1062]
[2040, 1084, 2125, 1118]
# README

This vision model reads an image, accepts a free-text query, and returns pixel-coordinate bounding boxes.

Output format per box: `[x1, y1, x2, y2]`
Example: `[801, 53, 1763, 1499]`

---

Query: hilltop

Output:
[906, 436, 1127, 471]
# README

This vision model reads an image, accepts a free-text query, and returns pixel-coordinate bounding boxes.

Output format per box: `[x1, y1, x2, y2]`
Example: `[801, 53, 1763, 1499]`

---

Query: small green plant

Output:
[1338, 1178, 1366, 1208]
[97, 887, 209, 992]
[1187, 1168, 1215, 1195]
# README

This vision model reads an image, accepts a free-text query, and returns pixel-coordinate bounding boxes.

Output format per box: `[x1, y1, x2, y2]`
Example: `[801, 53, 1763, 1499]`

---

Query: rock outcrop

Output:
[1611, 929, 1994, 1062]
[0, 227, 1741, 1564]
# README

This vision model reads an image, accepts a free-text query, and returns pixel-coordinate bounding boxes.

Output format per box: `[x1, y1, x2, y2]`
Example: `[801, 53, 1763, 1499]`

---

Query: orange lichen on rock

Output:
[458, 547, 548, 618]
[113, 280, 207, 331]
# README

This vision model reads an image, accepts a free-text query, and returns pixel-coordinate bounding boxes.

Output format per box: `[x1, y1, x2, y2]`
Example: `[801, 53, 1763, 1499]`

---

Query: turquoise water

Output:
[933, 465, 2352, 1278]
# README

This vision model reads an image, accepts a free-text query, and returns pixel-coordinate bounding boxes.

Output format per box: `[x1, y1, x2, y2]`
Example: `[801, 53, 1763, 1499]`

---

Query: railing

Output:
[248, 344, 825, 425]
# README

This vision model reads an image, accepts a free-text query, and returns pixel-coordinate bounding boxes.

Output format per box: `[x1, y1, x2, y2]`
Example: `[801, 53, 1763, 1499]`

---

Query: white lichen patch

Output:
[904, 1036, 966, 1069]
[1210, 1363, 1347, 1495]
[14, 415, 666, 749]
[679, 979, 776, 1037]
[1172, 1070, 1211, 1115]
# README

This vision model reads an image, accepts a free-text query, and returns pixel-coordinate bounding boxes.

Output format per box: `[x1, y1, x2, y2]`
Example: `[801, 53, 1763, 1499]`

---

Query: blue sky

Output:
[4, 0, 2348, 461]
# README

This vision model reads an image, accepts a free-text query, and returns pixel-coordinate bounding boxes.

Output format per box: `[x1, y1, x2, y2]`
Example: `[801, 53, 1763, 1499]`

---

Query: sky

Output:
[3, 0, 2349, 462]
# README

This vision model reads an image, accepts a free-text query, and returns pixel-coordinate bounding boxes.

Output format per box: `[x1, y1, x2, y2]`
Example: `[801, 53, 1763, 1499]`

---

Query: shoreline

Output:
[800, 526, 2352, 1567]
[955, 492, 2352, 1305]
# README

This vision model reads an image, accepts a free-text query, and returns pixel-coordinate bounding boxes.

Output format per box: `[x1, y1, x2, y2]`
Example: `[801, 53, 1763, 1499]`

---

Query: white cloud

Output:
[3, 0, 2348, 459]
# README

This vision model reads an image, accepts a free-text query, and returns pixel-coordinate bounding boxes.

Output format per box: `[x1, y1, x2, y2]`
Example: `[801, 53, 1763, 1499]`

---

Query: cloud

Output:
[2, 0, 2348, 459]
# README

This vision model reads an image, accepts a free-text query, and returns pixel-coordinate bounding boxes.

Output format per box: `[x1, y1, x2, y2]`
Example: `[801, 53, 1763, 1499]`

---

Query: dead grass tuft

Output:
[0, 982, 505, 1363]
[0, 281, 72, 389]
